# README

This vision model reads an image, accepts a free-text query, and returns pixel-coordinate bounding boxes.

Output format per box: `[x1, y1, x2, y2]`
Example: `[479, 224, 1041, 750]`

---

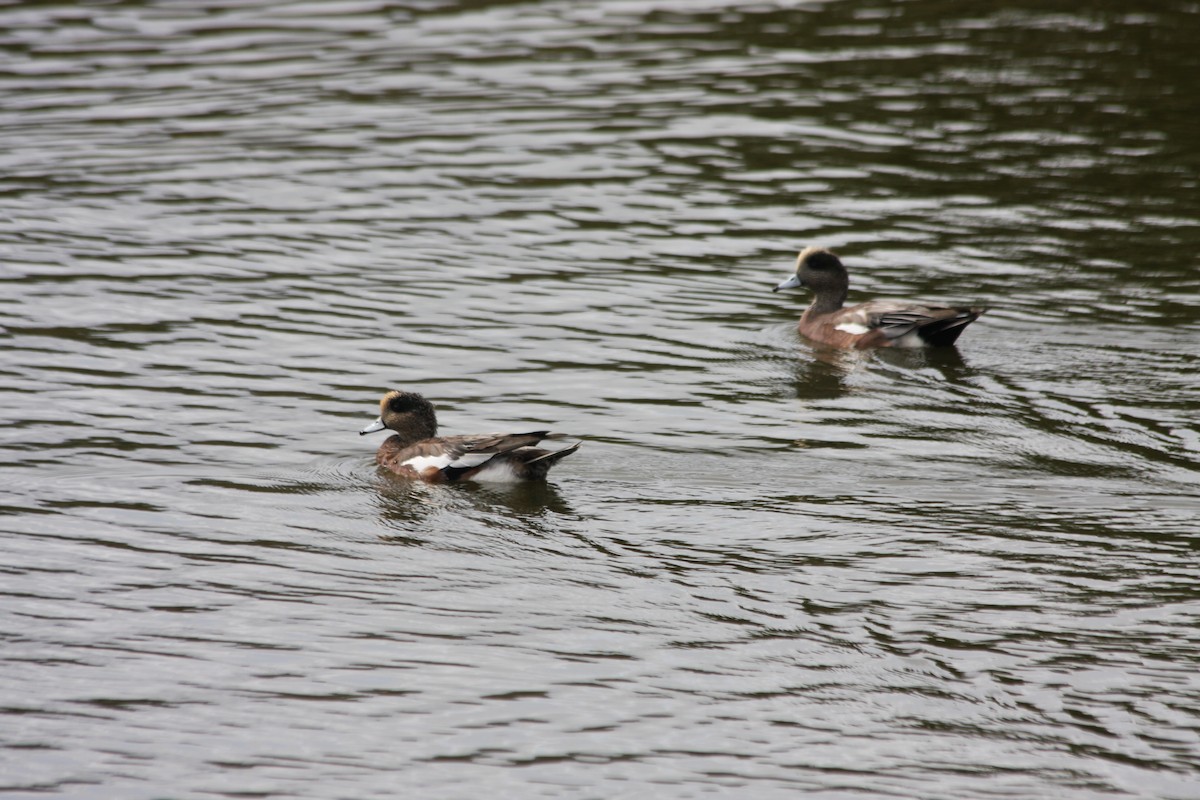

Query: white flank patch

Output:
[834, 322, 871, 335]
[401, 454, 455, 473]
[466, 460, 521, 483]
[892, 332, 926, 349]
[402, 451, 497, 474]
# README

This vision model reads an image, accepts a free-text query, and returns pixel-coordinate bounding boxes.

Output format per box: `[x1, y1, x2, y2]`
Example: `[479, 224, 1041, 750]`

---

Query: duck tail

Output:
[525, 440, 581, 465]
[918, 307, 985, 346]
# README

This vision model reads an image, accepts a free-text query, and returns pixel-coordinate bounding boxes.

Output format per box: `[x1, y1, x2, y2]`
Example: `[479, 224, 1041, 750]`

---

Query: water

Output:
[2, 1, 1198, 797]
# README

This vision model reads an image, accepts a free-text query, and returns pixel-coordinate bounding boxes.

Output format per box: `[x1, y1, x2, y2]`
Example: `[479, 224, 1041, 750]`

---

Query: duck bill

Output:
[773, 274, 802, 293]
[359, 417, 387, 436]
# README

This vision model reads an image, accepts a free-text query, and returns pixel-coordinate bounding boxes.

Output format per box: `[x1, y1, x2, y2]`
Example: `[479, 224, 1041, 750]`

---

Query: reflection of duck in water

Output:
[359, 390, 580, 483]
[371, 474, 575, 535]
[773, 247, 985, 349]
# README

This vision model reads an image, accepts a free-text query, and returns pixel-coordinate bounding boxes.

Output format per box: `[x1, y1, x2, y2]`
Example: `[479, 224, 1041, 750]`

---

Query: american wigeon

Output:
[359, 390, 580, 482]
[773, 247, 985, 348]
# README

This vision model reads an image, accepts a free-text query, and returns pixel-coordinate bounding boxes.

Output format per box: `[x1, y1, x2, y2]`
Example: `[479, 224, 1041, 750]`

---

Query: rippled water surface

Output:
[2, 1, 1199, 797]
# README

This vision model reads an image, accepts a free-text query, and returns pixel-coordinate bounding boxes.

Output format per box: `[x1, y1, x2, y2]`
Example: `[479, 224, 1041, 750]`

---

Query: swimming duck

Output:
[359, 390, 580, 482]
[773, 247, 984, 348]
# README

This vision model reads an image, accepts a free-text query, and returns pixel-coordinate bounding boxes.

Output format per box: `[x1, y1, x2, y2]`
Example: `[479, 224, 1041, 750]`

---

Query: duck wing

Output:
[401, 431, 568, 479]
[851, 300, 984, 346]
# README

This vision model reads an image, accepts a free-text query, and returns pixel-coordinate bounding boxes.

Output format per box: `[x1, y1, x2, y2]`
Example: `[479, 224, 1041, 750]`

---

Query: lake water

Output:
[2, 1, 1198, 798]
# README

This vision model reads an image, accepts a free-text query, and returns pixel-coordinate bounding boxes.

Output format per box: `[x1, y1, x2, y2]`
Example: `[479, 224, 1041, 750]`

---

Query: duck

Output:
[359, 390, 580, 482]
[772, 247, 985, 348]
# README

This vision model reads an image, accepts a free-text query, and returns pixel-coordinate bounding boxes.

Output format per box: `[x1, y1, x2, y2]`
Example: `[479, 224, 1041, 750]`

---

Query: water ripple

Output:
[2, 1, 1199, 798]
